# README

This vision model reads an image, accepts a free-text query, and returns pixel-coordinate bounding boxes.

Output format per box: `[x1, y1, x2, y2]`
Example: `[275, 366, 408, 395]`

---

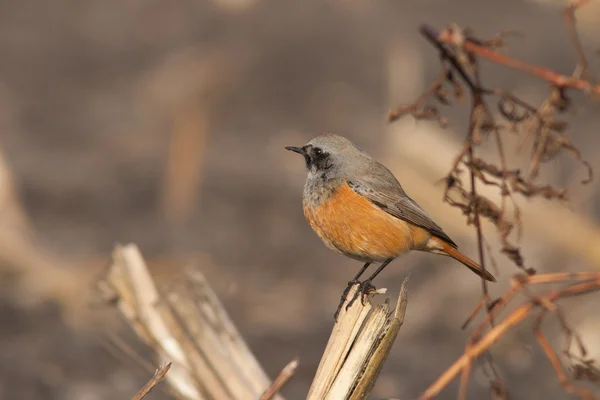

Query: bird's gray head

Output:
[285, 134, 368, 179]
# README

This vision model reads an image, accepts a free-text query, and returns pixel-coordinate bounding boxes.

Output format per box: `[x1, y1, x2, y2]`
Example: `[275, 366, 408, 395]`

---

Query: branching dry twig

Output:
[535, 313, 596, 400]
[564, 0, 595, 82]
[429, 24, 600, 96]
[418, 272, 600, 400]
[388, 0, 599, 398]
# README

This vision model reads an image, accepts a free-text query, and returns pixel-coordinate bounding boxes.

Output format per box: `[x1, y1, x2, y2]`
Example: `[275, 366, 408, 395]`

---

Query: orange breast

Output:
[303, 183, 431, 262]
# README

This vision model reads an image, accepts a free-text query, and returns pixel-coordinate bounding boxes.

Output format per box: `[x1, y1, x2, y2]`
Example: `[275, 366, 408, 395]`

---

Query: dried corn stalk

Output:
[308, 278, 409, 400]
[101, 244, 285, 400]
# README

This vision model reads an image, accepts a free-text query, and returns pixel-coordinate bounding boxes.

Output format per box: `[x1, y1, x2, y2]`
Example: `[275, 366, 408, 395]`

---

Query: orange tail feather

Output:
[440, 241, 496, 282]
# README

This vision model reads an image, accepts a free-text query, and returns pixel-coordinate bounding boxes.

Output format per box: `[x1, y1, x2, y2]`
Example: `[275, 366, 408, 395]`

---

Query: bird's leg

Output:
[333, 262, 371, 321]
[346, 258, 394, 310]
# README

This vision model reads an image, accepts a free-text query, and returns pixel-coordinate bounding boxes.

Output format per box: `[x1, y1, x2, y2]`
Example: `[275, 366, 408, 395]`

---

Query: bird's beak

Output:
[285, 146, 305, 155]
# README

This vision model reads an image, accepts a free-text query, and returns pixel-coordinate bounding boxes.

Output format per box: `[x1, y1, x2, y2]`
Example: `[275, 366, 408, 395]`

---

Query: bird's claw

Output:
[333, 280, 360, 321]
[345, 280, 376, 312]
[357, 280, 376, 305]
[334, 280, 377, 321]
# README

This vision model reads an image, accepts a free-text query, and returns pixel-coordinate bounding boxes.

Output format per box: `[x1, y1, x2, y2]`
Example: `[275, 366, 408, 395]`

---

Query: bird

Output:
[285, 134, 495, 317]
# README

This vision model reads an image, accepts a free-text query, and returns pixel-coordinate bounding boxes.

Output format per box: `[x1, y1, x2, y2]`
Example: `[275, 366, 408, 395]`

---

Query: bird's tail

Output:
[439, 241, 496, 282]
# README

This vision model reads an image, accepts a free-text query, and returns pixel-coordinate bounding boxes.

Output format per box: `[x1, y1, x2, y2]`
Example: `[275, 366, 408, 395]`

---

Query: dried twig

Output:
[418, 272, 600, 399]
[420, 303, 531, 400]
[423, 24, 600, 96]
[535, 314, 596, 400]
[131, 362, 172, 400]
[563, 0, 594, 82]
[388, 2, 599, 397]
[260, 359, 299, 400]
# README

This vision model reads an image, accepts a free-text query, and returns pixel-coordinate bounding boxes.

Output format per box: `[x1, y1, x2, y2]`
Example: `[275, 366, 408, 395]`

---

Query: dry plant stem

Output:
[383, 128, 600, 267]
[523, 271, 599, 284]
[467, 124, 490, 298]
[421, 24, 600, 96]
[308, 284, 374, 399]
[401, 20, 593, 275]
[389, 13, 599, 399]
[328, 304, 389, 398]
[419, 273, 600, 399]
[308, 278, 409, 400]
[457, 342, 473, 400]
[563, 0, 593, 81]
[461, 295, 487, 330]
[535, 314, 597, 400]
[420, 302, 532, 400]
[103, 244, 284, 400]
[526, 98, 556, 182]
[413, 22, 530, 276]
[162, 102, 208, 228]
[388, 68, 448, 122]
[390, 18, 594, 271]
[109, 245, 207, 399]
[260, 359, 299, 400]
[466, 100, 497, 395]
[131, 362, 172, 400]
[470, 271, 597, 342]
[465, 93, 492, 287]
[350, 280, 409, 400]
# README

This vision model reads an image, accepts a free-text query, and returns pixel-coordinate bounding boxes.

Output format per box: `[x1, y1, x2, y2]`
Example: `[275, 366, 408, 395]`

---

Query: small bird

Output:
[286, 134, 495, 316]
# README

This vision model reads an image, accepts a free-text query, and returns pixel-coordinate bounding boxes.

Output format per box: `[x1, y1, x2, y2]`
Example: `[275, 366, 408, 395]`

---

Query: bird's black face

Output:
[285, 144, 332, 171]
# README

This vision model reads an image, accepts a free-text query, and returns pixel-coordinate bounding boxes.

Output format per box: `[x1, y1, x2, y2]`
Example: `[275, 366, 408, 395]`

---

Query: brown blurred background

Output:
[1, 0, 600, 399]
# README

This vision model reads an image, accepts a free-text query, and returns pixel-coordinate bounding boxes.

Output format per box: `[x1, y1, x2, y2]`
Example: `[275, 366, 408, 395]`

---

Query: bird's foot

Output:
[333, 279, 360, 321]
[345, 280, 376, 312]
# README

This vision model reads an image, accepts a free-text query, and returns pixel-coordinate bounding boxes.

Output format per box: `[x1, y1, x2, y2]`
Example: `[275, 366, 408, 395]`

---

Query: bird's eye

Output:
[314, 148, 323, 156]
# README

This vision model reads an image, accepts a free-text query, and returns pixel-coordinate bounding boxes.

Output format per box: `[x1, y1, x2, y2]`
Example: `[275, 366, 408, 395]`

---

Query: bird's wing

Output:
[347, 164, 457, 248]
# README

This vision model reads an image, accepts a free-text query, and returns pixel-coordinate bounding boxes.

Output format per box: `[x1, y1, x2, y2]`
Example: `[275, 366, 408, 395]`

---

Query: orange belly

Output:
[303, 182, 431, 262]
